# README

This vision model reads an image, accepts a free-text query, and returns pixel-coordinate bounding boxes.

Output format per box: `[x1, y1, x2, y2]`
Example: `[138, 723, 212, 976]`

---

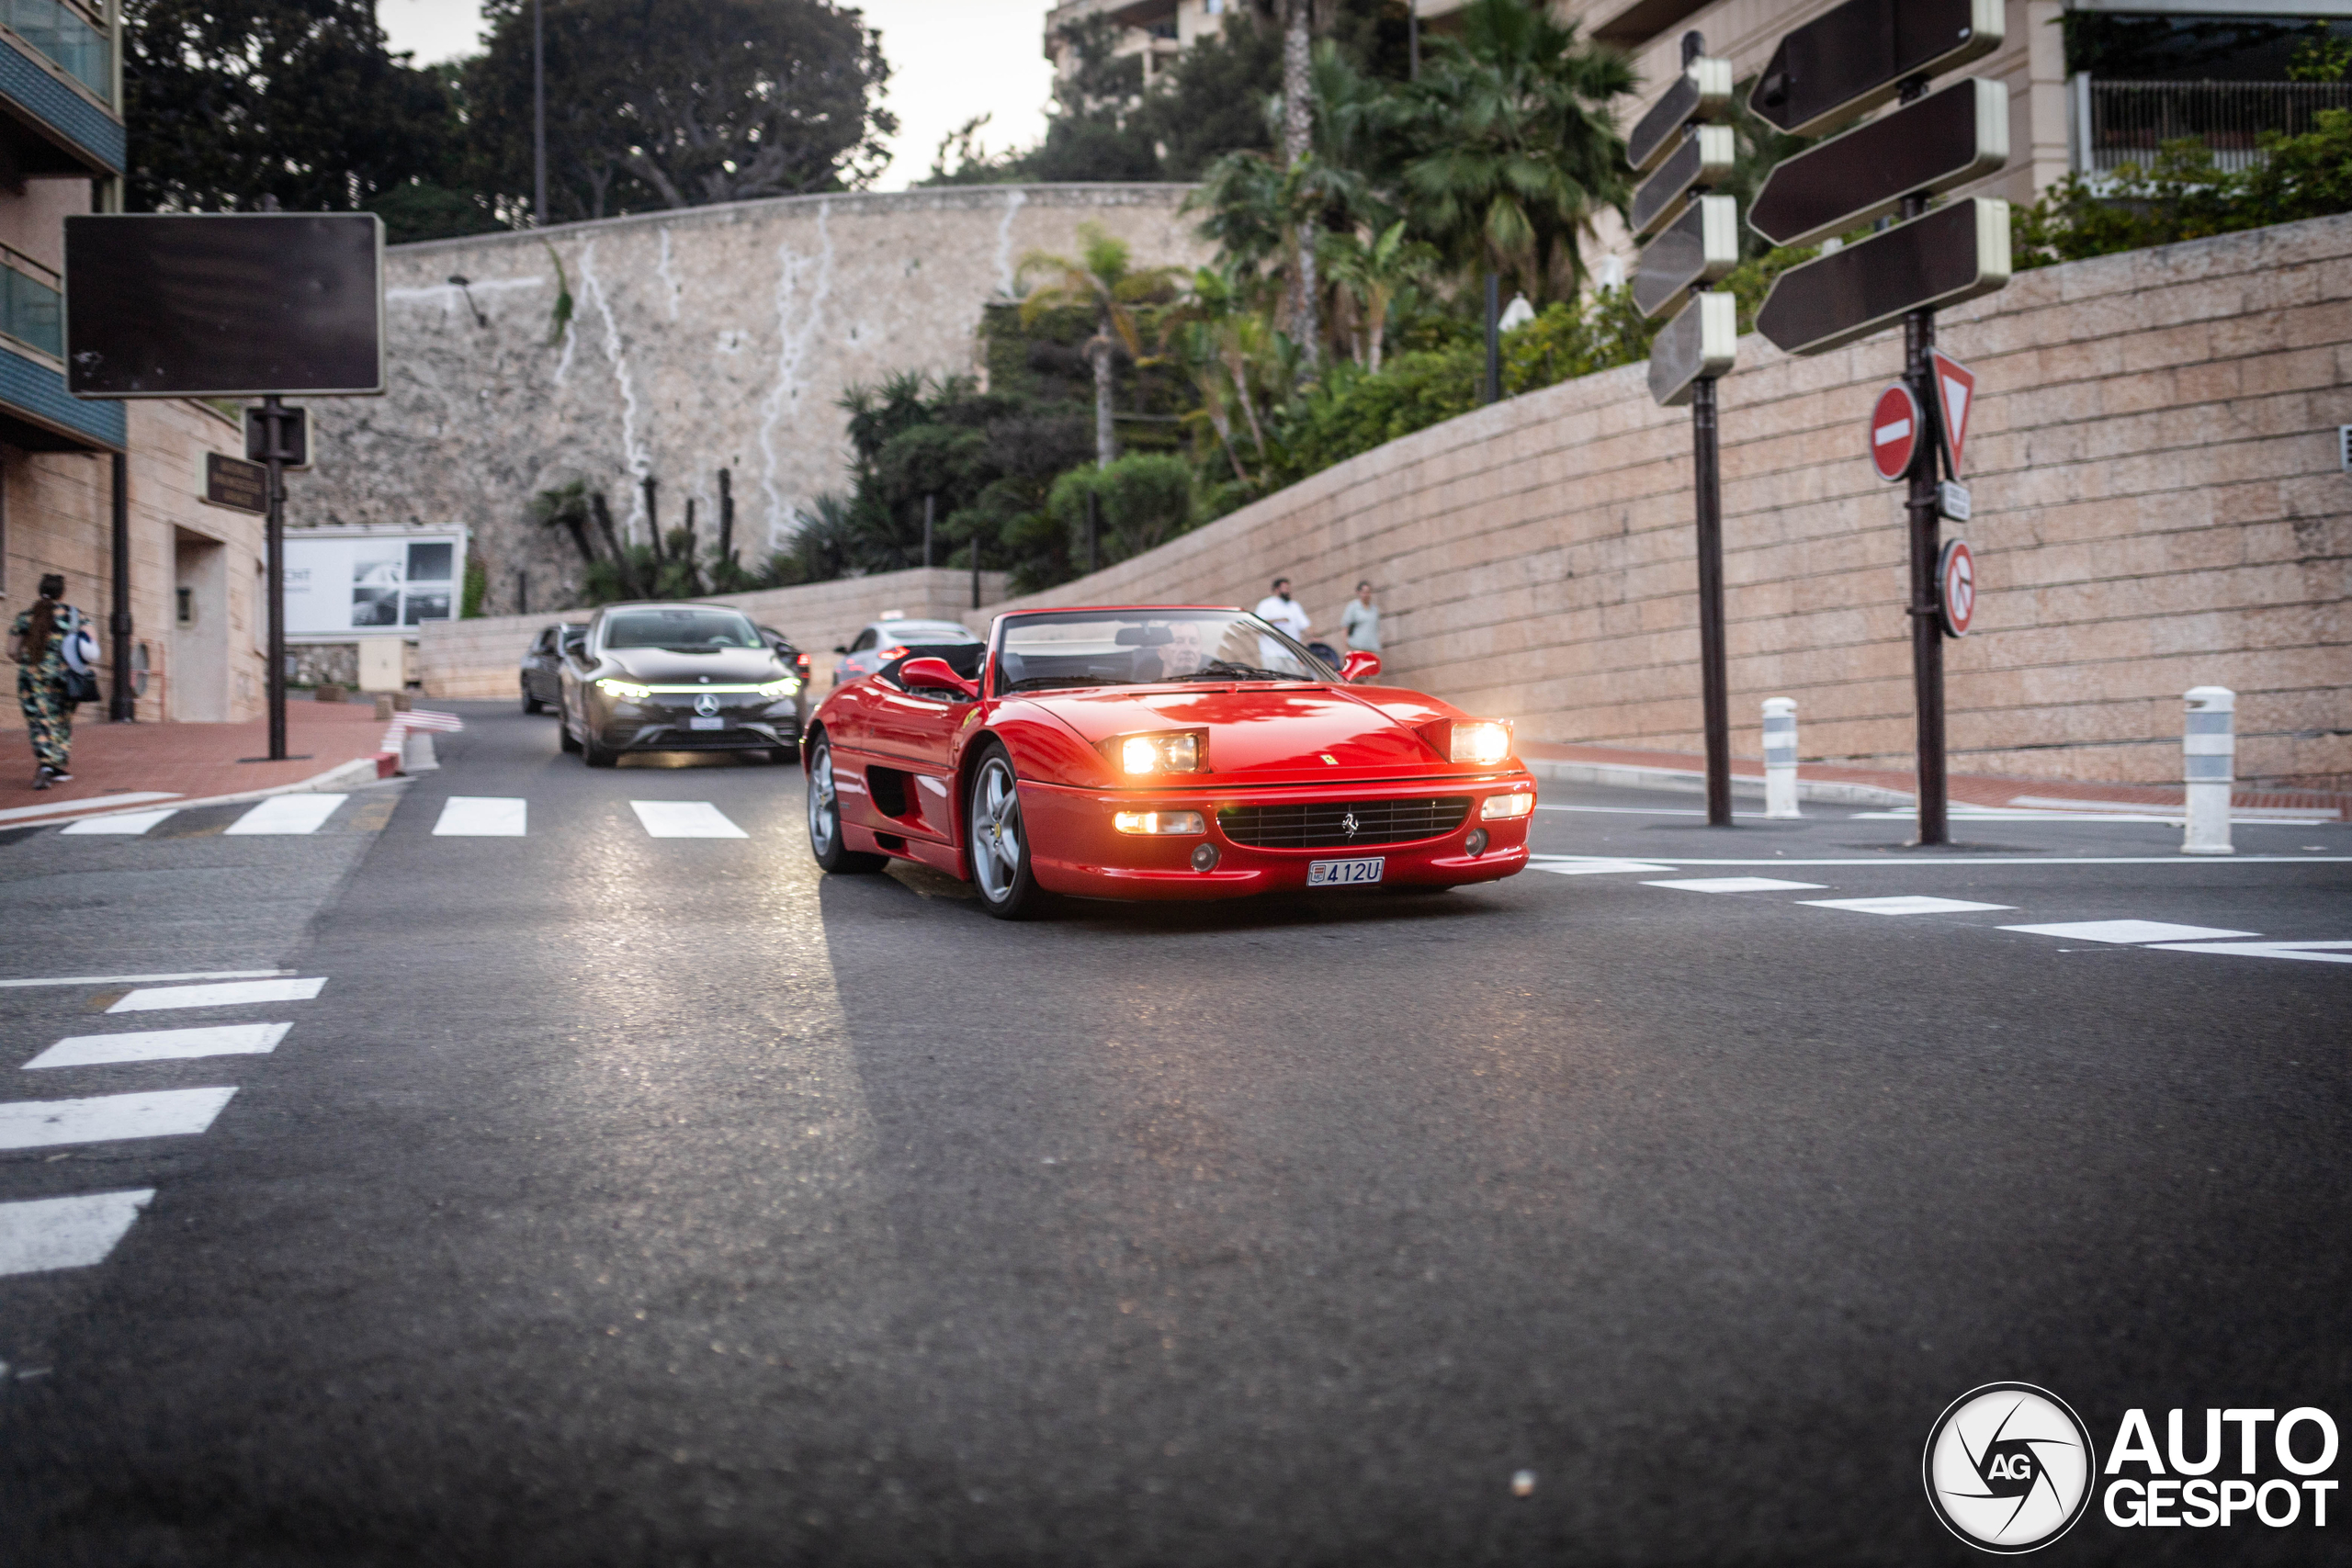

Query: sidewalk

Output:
[1516, 740, 2349, 819]
[0, 699, 397, 823]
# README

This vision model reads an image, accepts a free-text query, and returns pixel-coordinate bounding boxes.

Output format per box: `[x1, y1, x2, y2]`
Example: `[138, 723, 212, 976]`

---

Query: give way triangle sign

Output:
[1930, 349, 1977, 476]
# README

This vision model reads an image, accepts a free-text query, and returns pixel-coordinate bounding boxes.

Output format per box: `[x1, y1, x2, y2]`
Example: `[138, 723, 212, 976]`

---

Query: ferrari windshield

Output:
[604, 607, 765, 652]
[995, 610, 1337, 694]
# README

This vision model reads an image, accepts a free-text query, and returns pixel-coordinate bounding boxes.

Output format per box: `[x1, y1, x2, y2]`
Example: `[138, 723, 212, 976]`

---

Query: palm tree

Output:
[1318, 220, 1437, 373]
[1397, 0, 1634, 305]
[1017, 223, 1182, 468]
[1159, 265, 1284, 487]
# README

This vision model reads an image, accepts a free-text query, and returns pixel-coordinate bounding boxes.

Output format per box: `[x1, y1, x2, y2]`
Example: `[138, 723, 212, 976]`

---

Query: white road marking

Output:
[1802, 896, 2017, 916]
[433, 795, 527, 836]
[109, 977, 325, 1013]
[1644, 876, 1827, 894]
[0, 1190, 154, 1277]
[1524, 856, 1678, 875]
[0, 969, 288, 990]
[1999, 919, 2258, 944]
[0, 1088, 237, 1150]
[224, 794, 348, 835]
[26, 1023, 291, 1070]
[58, 808, 179, 835]
[0, 792, 179, 824]
[1533, 804, 1771, 818]
[1853, 807, 2340, 825]
[2149, 940, 2352, 964]
[630, 800, 747, 839]
[1532, 857, 2352, 867]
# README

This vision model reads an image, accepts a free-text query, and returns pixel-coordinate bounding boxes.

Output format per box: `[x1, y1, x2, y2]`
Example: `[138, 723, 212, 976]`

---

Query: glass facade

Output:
[2, 0, 110, 105]
[0, 246, 62, 358]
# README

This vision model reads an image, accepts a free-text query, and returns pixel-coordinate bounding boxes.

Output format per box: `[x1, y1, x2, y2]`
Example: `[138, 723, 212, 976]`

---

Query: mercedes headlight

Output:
[1108, 731, 1204, 776]
[596, 678, 653, 701]
[757, 677, 802, 699]
[1450, 720, 1512, 766]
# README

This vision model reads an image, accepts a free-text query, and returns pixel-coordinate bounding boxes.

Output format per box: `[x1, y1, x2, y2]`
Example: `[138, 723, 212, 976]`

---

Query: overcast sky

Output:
[377, 0, 1056, 192]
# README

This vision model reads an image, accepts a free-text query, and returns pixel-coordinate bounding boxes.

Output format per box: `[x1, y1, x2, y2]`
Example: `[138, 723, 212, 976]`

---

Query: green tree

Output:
[465, 0, 894, 222]
[1018, 224, 1183, 469]
[1046, 455, 1198, 573]
[1393, 0, 1633, 304]
[125, 0, 468, 220]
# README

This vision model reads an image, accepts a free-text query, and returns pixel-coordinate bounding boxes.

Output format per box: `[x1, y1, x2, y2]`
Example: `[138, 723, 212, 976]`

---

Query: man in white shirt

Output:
[1340, 581, 1381, 653]
[1252, 578, 1311, 668]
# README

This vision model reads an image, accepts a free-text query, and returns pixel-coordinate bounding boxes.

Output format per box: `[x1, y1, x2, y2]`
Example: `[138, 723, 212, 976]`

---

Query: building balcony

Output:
[0, 242, 119, 451]
[0, 0, 122, 177]
[2071, 77, 2352, 177]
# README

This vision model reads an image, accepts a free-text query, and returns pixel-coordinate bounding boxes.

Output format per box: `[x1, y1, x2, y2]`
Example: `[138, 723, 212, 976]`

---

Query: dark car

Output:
[519, 622, 585, 713]
[557, 603, 806, 767]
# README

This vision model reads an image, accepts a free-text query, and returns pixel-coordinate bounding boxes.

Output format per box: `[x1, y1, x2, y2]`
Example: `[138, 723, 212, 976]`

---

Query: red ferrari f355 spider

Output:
[803, 605, 1534, 918]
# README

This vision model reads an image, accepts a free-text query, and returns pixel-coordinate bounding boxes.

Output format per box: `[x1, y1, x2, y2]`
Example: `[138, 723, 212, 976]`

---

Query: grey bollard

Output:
[2181, 686, 2233, 855]
[1762, 698, 1800, 819]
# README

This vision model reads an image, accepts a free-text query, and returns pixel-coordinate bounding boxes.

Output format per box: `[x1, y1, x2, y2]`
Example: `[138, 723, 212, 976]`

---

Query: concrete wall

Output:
[304, 185, 1206, 622]
[420, 567, 1010, 701]
[989, 215, 2351, 793]
[417, 216, 2351, 792]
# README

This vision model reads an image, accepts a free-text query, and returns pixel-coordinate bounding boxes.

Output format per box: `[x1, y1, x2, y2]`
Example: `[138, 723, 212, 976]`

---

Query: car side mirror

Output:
[898, 657, 979, 701]
[1340, 650, 1382, 683]
[832, 645, 849, 656]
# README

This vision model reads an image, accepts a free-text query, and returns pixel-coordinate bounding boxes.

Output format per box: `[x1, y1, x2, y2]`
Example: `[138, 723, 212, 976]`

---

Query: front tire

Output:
[807, 735, 884, 874]
[559, 714, 581, 753]
[582, 733, 617, 768]
[522, 684, 543, 715]
[966, 744, 1047, 919]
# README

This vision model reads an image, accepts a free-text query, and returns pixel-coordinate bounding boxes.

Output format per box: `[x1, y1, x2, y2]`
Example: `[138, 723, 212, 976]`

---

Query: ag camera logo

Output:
[1924, 1383, 2096, 1552]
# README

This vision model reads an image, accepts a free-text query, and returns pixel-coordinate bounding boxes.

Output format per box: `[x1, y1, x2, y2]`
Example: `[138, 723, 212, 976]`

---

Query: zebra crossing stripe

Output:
[224, 795, 349, 836]
[433, 796, 527, 836]
[25, 1023, 292, 1070]
[0, 1088, 237, 1151]
[108, 977, 325, 1013]
[630, 801, 747, 839]
[59, 808, 179, 835]
[0, 1190, 155, 1277]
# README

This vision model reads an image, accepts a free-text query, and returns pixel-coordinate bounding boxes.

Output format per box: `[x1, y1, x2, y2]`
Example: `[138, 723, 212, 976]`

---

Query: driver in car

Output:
[1162, 620, 1207, 678]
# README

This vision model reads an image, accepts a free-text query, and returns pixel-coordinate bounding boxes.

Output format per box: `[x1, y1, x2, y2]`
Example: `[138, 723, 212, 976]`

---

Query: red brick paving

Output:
[1516, 740, 2348, 818]
[0, 699, 392, 818]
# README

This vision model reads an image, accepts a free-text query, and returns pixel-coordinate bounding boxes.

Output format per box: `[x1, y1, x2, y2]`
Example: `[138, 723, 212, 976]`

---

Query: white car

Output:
[832, 618, 981, 688]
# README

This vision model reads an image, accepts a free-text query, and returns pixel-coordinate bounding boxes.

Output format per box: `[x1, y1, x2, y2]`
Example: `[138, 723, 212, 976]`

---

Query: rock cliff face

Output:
[303, 185, 1205, 615]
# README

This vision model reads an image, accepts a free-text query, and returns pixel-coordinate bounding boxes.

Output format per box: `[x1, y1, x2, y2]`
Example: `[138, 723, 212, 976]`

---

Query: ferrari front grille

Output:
[1216, 796, 1473, 850]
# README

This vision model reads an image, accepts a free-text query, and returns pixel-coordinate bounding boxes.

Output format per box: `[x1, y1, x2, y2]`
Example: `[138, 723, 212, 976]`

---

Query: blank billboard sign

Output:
[63, 214, 384, 398]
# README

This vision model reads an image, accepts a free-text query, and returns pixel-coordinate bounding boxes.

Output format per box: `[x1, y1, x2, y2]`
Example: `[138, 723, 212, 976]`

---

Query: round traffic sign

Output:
[1869, 384, 1919, 482]
[1938, 538, 1977, 637]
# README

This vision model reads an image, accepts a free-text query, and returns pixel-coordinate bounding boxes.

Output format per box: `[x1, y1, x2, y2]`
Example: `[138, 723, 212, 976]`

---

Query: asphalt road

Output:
[1, 699, 2346, 1565]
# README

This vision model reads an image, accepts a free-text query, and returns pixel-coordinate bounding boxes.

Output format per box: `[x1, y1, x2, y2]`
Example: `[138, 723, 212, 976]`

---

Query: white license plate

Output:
[687, 716, 726, 731]
[1306, 856, 1385, 886]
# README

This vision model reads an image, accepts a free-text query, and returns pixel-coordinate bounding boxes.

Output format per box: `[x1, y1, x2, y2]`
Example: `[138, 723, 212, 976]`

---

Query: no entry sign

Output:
[1870, 384, 1919, 481]
[1939, 538, 1977, 637]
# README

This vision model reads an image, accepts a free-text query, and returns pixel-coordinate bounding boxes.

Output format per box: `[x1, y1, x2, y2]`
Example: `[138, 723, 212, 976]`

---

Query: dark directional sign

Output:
[1629, 55, 1732, 174]
[245, 404, 310, 470]
[1631, 124, 1736, 240]
[1646, 291, 1736, 408]
[1633, 196, 1739, 321]
[1748, 0, 2003, 139]
[1750, 79, 2008, 248]
[1756, 198, 2010, 356]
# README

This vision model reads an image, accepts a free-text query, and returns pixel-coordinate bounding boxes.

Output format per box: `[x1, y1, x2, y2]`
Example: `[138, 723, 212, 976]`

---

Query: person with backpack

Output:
[7, 573, 98, 788]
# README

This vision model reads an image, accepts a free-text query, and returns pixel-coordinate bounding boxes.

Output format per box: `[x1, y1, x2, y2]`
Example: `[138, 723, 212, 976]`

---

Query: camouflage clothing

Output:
[12, 605, 75, 773]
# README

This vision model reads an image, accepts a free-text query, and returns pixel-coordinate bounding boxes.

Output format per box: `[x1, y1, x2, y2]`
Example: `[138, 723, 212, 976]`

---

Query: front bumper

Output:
[590, 696, 803, 752]
[1019, 772, 1534, 901]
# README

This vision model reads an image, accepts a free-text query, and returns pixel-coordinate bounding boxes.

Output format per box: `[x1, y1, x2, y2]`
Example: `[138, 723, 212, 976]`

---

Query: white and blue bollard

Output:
[2181, 685, 2233, 855]
[1762, 698, 1800, 819]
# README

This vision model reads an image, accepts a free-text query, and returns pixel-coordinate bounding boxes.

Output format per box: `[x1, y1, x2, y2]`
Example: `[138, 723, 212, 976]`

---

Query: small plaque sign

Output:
[205, 451, 266, 513]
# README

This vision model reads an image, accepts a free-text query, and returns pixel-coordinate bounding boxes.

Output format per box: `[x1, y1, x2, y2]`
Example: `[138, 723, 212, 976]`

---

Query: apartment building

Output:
[1045, 0, 1240, 82]
[0, 0, 265, 736]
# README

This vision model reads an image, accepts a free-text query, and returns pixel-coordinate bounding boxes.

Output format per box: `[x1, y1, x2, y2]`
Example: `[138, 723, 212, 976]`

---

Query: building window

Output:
[0, 245, 62, 361]
[0, 0, 115, 106]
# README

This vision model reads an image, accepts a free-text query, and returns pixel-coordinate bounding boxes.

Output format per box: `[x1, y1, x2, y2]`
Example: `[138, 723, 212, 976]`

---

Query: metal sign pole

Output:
[1895, 80, 1948, 847]
[263, 394, 288, 761]
[1691, 367, 1732, 826]
[108, 451, 133, 721]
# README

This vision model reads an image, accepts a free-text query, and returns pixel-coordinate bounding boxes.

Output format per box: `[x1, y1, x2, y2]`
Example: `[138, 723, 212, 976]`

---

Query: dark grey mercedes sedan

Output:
[557, 603, 807, 767]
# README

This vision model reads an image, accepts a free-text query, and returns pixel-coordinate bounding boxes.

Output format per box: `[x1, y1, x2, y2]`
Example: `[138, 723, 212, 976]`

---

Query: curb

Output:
[5, 753, 401, 829]
[1521, 756, 1915, 808]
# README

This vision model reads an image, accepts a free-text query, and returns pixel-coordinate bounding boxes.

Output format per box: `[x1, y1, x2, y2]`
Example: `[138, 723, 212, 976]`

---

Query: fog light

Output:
[1464, 828, 1489, 856]
[1191, 841, 1220, 872]
[1481, 791, 1534, 820]
[1114, 809, 1206, 835]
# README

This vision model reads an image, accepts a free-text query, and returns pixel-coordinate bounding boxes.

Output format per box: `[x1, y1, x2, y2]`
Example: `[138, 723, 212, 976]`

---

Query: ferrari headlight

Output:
[596, 678, 653, 702]
[1450, 720, 1512, 766]
[757, 677, 801, 699]
[1114, 809, 1206, 836]
[1111, 731, 1204, 776]
[1481, 791, 1534, 820]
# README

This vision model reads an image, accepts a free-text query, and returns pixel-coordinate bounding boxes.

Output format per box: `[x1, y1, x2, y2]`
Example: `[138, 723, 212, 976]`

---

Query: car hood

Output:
[599, 647, 786, 684]
[1023, 684, 1473, 779]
